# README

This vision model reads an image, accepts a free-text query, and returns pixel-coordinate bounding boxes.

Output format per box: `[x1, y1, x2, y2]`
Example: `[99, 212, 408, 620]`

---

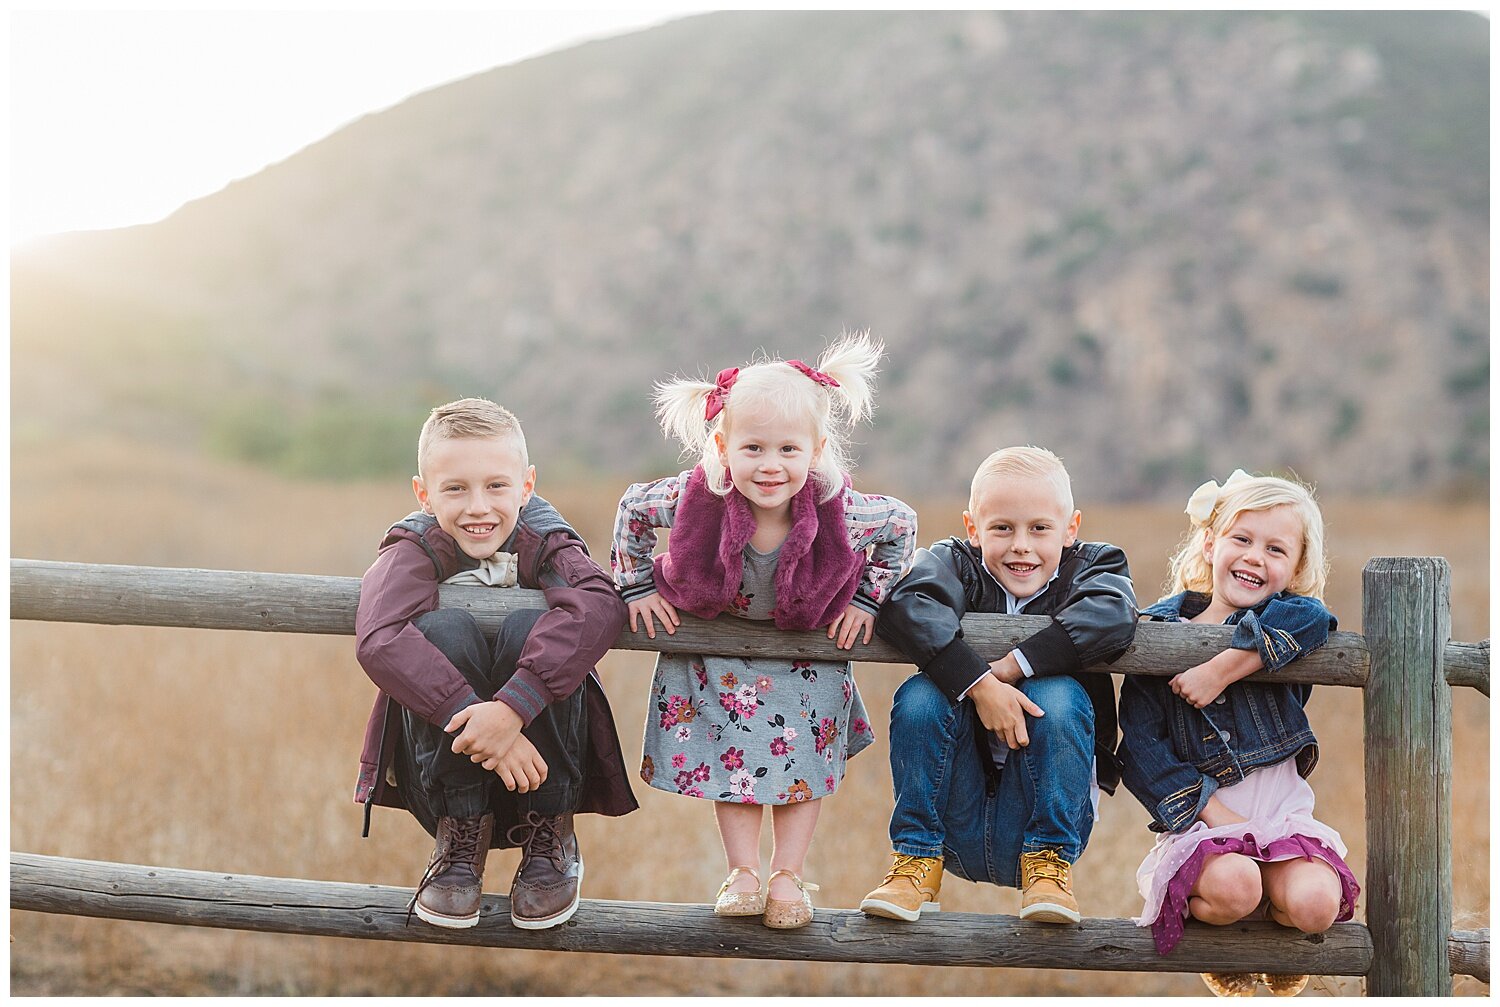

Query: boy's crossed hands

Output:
[446, 701, 549, 794]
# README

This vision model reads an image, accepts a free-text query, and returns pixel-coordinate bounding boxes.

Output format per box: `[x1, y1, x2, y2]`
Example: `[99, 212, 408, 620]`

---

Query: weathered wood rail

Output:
[9, 853, 1377, 974]
[9, 557, 1490, 994]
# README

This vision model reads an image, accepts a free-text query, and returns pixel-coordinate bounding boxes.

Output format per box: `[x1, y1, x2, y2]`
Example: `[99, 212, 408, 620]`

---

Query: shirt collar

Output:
[979, 561, 1060, 614]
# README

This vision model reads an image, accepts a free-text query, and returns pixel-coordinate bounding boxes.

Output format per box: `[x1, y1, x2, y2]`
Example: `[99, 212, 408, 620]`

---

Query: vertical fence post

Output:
[1362, 557, 1453, 996]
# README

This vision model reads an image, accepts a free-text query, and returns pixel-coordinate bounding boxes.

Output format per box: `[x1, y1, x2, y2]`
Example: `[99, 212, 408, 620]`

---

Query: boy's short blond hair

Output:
[417, 397, 528, 475]
[968, 446, 1075, 515]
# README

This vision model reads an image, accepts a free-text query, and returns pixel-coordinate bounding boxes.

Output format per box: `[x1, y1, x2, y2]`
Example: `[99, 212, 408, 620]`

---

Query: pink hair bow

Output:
[786, 359, 841, 389]
[704, 367, 740, 421]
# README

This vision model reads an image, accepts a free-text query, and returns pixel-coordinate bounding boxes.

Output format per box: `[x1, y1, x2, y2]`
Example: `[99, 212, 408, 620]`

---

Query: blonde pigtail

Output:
[653, 377, 718, 458]
[815, 330, 883, 425]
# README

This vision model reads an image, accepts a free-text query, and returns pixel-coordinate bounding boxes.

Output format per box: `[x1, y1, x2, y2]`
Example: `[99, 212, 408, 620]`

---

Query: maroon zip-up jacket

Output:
[353, 495, 637, 828]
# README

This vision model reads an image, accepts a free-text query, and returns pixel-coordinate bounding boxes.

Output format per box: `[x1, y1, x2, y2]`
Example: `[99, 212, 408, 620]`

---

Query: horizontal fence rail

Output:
[11, 853, 1382, 975]
[10, 556, 1490, 994]
[16, 559, 1486, 690]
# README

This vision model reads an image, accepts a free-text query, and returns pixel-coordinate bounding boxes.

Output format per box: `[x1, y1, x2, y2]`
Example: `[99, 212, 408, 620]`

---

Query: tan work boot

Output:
[1201, 973, 1258, 997]
[1018, 849, 1080, 924]
[859, 852, 942, 922]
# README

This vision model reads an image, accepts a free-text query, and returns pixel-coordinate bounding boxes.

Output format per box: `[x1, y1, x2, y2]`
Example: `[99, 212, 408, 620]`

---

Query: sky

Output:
[9, 9, 704, 246]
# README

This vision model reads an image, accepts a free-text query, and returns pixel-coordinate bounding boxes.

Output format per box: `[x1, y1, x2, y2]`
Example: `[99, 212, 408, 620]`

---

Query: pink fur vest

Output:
[652, 466, 863, 631]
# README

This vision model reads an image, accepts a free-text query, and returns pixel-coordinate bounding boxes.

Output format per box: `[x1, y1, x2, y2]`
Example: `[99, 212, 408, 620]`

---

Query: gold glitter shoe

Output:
[1201, 973, 1258, 997]
[762, 869, 819, 930]
[1259, 973, 1311, 997]
[713, 866, 765, 917]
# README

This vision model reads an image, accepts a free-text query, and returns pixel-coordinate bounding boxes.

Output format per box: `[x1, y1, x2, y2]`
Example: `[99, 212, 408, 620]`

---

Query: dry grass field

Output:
[10, 435, 1490, 996]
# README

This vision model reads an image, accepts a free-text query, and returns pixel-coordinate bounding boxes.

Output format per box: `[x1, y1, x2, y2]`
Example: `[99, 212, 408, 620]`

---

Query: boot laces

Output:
[885, 854, 937, 884]
[1024, 850, 1071, 887]
[507, 811, 567, 872]
[406, 816, 487, 925]
[447, 816, 487, 863]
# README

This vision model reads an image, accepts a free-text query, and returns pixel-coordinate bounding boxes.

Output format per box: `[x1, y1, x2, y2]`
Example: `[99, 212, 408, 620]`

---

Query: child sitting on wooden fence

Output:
[611, 332, 916, 930]
[1117, 470, 1361, 997]
[353, 397, 637, 932]
[863, 446, 1138, 925]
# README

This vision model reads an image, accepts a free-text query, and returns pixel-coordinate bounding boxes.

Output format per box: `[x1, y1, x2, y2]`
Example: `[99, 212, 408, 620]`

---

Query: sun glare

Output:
[10, 9, 701, 247]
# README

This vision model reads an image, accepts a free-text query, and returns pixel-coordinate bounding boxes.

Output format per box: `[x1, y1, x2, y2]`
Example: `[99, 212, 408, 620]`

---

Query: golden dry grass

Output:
[9, 435, 1489, 995]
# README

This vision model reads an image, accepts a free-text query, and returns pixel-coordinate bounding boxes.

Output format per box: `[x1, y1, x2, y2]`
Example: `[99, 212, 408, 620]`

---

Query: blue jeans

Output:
[888, 672, 1096, 888]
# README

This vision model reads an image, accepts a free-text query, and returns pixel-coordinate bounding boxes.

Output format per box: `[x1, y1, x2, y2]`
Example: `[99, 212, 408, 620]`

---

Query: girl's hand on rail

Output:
[628, 593, 680, 639]
[1170, 649, 1262, 708]
[827, 604, 875, 649]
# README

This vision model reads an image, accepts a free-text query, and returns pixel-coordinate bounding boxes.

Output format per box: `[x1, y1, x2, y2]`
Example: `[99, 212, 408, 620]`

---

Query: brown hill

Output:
[11, 10, 1488, 500]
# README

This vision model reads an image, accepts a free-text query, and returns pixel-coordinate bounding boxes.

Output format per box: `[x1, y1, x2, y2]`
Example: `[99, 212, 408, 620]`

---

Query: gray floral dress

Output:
[612, 471, 918, 805]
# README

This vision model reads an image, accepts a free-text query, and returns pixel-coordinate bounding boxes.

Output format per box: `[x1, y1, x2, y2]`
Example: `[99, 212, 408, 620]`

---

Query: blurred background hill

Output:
[11, 10, 1488, 500]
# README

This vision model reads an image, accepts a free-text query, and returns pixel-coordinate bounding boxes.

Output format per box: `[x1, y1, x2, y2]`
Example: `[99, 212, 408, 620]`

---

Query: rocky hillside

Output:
[12, 10, 1488, 499]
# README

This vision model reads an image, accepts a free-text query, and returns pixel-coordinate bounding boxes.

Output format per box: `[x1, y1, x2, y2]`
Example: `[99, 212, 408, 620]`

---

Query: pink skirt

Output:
[1134, 759, 1360, 954]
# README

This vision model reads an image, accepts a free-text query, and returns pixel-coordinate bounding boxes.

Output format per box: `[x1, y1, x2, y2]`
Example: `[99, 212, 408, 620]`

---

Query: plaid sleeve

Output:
[842, 487, 918, 614]
[610, 472, 684, 602]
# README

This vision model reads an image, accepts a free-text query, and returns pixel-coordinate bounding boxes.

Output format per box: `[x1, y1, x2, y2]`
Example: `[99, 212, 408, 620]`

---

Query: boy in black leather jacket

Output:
[860, 446, 1136, 924]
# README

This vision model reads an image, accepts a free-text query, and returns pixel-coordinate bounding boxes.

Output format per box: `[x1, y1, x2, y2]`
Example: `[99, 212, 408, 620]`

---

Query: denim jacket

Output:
[1117, 591, 1337, 833]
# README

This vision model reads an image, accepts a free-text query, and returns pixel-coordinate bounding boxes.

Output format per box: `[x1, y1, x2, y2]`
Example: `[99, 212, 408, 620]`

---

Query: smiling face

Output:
[963, 473, 1082, 598]
[1204, 504, 1304, 611]
[413, 433, 535, 560]
[714, 404, 825, 518]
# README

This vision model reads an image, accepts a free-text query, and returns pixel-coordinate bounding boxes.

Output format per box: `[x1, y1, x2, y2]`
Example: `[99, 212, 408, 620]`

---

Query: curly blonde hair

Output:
[1167, 473, 1329, 600]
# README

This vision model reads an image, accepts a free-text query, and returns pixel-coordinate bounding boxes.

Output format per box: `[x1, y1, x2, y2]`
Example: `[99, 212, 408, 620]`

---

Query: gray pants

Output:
[395, 608, 586, 838]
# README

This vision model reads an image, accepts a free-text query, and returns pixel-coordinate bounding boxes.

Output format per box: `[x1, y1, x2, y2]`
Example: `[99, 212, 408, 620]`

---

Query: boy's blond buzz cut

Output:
[417, 397, 528, 476]
[968, 445, 1075, 516]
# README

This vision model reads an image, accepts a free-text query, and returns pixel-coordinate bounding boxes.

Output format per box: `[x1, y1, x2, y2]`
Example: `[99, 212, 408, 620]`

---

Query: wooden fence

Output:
[9, 557, 1490, 994]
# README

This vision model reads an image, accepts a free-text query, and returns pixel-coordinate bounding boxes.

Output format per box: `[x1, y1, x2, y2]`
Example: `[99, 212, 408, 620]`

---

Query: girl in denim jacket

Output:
[1118, 472, 1359, 998]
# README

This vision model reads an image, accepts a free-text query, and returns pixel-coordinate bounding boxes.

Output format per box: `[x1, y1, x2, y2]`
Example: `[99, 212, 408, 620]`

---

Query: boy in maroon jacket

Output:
[354, 398, 636, 931]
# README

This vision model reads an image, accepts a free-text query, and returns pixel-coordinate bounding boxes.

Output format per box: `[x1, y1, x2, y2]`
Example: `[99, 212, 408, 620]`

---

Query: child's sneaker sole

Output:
[859, 897, 940, 922]
[1019, 901, 1081, 924]
[414, 903, 481, 929]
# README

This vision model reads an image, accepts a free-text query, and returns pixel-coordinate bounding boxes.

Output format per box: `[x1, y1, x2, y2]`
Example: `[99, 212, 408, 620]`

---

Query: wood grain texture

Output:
[1443, 639, 1489, 694]
[10, 559, 1386, 685]
[10, 853, 1374, 974]
[1362, 557, 1454, 996]
[1449, 929, 1490, 983]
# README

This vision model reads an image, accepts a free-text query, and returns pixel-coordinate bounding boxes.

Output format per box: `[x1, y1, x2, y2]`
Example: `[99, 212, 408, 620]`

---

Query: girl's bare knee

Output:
[1193, 856, 1263, 923]
[1279, 887, 1340, 933]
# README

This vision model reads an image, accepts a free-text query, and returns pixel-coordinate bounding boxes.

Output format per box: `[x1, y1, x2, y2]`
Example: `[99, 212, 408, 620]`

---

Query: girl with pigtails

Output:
[610, 332, 916, 929]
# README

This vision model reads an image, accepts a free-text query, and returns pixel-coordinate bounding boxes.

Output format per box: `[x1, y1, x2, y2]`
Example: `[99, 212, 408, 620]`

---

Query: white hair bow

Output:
[1184, 469, 1252, 527]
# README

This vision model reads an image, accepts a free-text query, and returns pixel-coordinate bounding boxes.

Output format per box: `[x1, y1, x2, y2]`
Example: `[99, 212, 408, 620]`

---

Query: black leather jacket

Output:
[875, 537, 1138, 794]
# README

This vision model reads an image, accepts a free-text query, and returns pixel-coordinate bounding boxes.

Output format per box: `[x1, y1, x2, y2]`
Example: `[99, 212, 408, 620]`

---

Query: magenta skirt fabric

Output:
[1133, 759, 1360, 954]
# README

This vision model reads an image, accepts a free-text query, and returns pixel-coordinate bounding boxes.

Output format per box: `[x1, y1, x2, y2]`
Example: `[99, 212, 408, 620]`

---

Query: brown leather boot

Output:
[412, 812, 494, 929]
[506, 811, 584, 930]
